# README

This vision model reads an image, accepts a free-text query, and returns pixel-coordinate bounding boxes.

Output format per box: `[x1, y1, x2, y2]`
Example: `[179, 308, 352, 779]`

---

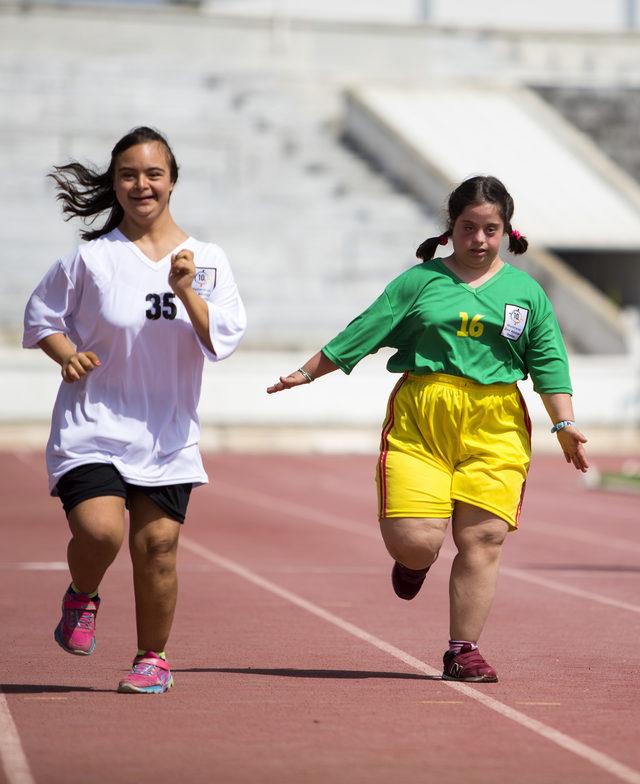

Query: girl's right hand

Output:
[267, 370, 310, 394]
[61, 352, 101, 383]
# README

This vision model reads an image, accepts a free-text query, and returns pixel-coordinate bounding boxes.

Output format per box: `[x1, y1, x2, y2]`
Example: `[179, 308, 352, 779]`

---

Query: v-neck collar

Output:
[114, 228, 191, 269]
[433, 257, 509, 293]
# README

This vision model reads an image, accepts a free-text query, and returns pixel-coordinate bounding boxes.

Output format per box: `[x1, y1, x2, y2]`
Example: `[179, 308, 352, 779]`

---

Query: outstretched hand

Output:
[267, 370, 310, 394]
[556, 426, 589, 473]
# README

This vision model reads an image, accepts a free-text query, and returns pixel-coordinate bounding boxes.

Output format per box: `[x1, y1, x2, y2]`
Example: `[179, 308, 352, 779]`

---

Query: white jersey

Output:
[23, 229, 246, 493]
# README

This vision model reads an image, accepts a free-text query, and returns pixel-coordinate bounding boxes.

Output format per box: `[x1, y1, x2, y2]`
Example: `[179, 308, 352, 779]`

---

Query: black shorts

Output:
[54, 463, 193, 524]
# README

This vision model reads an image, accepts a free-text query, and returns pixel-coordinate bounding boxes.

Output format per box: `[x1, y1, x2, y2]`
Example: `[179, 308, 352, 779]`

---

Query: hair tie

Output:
[510, 229, 522, 241]
[438, 234, 449, 246]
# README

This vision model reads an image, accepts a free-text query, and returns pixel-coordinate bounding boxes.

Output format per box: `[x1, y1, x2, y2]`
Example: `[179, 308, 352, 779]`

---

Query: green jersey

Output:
[322, 259, 572, 394]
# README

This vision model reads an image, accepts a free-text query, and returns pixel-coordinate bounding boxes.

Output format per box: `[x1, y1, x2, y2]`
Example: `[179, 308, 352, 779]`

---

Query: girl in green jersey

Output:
[267, 175, 588, 683]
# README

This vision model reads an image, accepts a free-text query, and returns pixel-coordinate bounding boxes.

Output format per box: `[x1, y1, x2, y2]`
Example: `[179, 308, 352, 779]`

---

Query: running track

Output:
[1, 450, 639, 784]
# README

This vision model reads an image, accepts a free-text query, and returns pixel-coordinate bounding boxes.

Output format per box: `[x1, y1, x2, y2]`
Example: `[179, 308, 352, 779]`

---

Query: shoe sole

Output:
[117, 677, 174, 694]
[442, 674, 498, 683]
[54, 623, 95, 656]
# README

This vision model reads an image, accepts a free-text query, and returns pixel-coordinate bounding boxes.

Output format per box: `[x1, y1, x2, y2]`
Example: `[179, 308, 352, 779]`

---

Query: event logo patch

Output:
[501, 304, 528, 341]
[192, 267, 217, 298]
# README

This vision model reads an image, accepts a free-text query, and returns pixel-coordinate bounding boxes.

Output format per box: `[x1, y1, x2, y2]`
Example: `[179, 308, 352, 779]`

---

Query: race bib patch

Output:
[192, 267, 217, 298]
[501, 304, 529, 341]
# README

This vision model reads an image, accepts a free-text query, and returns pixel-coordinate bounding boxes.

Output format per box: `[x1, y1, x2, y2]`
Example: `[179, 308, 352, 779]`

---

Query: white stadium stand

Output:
[0, 4, 638, 446]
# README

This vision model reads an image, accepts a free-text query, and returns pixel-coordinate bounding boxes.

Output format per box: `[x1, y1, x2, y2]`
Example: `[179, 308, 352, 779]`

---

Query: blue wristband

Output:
[550, 420, 575, 433]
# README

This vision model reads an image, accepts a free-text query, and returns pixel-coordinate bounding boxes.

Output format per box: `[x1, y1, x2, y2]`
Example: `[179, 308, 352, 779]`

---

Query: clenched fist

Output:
[169, 249, 196, 294]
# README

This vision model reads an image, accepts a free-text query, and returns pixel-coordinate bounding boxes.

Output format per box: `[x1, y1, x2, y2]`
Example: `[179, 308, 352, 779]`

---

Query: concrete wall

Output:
[207, 0, 640, 32]
[341, 87, 631, 354]
[2, 5, 639, 436]
[535, 87, 640, 185]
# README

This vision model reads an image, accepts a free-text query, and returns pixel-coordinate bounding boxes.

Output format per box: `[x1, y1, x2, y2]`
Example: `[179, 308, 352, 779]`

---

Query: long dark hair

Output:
[48, 126, 179, 241]
[416, 175, 528, 260]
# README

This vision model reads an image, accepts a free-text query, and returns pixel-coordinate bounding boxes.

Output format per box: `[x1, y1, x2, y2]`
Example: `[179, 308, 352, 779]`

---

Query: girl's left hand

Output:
[169, 249, 196, 294]
[556, 426, 589, 473]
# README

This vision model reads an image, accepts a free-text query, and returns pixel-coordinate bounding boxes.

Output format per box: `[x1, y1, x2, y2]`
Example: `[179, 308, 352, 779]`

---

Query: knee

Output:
[131, 534, 178, 569]
[74, 522, 123, 554]
[380, 519, 446, 569]
[455, 527, 507, 558]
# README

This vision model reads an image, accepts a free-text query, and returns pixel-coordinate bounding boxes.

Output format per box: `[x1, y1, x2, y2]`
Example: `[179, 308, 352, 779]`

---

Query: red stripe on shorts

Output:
[377, 373, 408, 517]
[514, 386, 532, 527]
[516, 386, 532, 442]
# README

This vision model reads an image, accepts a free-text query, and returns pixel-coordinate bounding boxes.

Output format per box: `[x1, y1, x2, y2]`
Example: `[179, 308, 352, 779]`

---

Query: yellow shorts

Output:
[376, 373, 531, 529]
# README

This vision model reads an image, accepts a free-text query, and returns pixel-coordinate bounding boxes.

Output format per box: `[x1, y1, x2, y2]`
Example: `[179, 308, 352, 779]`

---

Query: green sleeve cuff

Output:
[321, 346, 353, 375]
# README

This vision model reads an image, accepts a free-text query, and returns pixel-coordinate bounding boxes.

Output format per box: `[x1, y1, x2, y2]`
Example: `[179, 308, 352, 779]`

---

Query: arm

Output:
[266, 351, 338, 394]
[169, 250, 214, 353]
[525, 291, 588, 472]
[38, 332, 101, 383]
[266, 267, 424, 395]
[539, 392, 589, 473]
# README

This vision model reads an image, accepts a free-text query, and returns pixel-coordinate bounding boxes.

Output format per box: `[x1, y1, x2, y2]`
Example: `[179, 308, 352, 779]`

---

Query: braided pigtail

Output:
[508, 228, 528, 255]
[416, 230, 450, 260]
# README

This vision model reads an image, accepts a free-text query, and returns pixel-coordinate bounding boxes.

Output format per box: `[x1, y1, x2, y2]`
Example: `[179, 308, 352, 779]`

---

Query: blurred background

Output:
[1, 0, 639, 456]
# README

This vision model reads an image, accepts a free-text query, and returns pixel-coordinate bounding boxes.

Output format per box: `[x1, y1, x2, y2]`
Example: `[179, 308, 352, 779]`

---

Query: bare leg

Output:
[449, 501, 509, 642]
[379, 517, 448, 570]
[67, 496, 126, 593]
[128, 491, 181, 653]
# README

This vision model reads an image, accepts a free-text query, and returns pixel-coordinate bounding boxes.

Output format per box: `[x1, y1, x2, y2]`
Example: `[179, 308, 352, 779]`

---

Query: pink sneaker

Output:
[54, 586, 100, 656]
[117, 653, 174, 694]
[442, 644, 498, 683]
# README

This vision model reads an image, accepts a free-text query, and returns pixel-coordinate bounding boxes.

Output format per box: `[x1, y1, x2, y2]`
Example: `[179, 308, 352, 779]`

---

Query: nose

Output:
[134, 174, 148, 191]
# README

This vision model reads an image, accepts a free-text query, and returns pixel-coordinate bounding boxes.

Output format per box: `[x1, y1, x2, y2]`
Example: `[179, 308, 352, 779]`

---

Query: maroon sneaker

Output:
[391, 561, 432, 600]
[442, 644, 498, 682]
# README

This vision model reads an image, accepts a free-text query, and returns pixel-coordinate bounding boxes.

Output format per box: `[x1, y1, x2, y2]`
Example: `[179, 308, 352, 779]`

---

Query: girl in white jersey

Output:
[268, 176, 588, 683]
[23, 127, 246, 693]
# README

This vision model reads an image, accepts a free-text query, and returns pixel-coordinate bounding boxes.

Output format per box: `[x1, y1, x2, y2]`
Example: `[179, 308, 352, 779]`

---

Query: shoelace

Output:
[69, 609, 96, 630]
[131, 663, 158, 676]
[453, 648, 491, 672]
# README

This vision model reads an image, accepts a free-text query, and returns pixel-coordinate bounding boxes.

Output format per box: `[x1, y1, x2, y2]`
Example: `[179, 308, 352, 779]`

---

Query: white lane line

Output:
[8, 453, 39, 470]
[290, 463, 640, 553]
[498, 565, 640, 614]
[212, 482, 374, 538]
[526, 521, 640, 556]
[0, 693, 35, 784]
[180, 535, 640, 784]
[211, 482, 640, 615]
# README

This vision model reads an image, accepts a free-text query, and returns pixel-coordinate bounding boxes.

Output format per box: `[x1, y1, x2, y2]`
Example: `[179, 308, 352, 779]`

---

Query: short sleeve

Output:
[22, 253, 82, 349]
[322, 265, 428, 374]
[322, 291, 395, 374]
[525, 292, 573, 395]
[197, 245, 247, 362]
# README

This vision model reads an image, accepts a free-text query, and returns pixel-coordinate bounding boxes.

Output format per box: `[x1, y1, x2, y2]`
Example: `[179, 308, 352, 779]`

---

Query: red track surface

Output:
[1, 450, 639, 784]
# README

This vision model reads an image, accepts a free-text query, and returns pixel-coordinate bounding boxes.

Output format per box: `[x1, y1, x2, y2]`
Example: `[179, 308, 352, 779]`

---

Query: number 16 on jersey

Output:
[457, 312, 485, 338]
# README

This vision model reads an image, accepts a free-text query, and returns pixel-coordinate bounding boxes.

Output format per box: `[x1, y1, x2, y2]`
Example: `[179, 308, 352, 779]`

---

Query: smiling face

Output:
[450, 201, 504, 269]
[113, 142, 175, 227]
